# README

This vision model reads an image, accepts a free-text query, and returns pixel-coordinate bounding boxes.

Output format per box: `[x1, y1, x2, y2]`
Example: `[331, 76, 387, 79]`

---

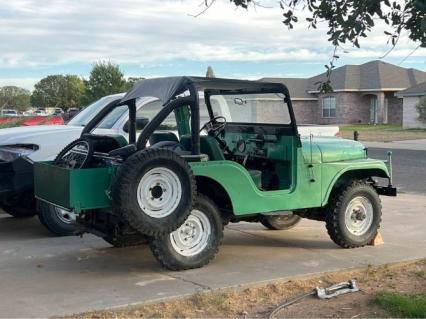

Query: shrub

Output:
[416, 96, 426, 122]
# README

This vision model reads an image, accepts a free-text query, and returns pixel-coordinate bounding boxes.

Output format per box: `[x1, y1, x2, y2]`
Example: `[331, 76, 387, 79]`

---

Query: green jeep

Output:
[34, 77, 396, 270]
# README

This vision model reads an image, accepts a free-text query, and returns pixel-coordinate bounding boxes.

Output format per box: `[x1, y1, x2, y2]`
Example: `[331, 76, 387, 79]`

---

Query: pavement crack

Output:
[167, 273, 211, 290]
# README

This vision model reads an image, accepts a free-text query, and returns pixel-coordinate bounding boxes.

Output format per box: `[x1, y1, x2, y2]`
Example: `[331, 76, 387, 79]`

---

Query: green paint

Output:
[34, 162, 116, 213]
[34, 135, 390, 216]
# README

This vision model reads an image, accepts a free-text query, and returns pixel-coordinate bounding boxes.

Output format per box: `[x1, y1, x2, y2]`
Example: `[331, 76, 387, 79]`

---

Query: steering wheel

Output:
[200, 116, 227, 138]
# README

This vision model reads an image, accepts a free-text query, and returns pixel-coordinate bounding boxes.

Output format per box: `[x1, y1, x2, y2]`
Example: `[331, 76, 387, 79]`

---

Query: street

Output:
[368, 147, 426, 194]
[0, 145, 425, 317]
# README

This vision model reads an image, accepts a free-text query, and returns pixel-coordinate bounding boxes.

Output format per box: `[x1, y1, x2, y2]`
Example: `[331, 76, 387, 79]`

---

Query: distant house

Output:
[395, 82, 426, 129]
[262, 60, 426, 125]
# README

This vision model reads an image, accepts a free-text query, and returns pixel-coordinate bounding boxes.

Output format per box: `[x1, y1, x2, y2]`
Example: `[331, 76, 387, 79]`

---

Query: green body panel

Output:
[34, 136, 390, 216]
[34, 162, 116, 212]
[320, 158, 390, 206]
[300, 136, 366, 163]
[189, 148, 322, 215]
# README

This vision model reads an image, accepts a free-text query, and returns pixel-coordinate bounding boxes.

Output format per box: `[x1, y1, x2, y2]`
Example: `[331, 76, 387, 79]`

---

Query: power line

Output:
[398, 45, 421, 65]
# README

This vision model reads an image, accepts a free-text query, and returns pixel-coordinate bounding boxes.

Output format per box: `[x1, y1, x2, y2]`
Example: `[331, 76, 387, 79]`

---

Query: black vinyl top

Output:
[119, 76, 288, 105]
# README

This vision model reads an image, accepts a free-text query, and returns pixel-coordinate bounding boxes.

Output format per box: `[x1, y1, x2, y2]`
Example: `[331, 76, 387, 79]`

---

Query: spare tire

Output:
[112, 148, 196, 237]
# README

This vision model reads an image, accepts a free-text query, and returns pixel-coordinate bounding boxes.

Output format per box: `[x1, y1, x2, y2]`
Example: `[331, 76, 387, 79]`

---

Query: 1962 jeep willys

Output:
[34, 77, 396, 270]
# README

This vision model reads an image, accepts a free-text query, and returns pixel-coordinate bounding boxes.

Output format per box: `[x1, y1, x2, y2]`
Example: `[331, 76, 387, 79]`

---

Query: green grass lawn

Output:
[373, 292, 426, 318]
[340, 124, 426, 142]
[0, 121, 21, 129]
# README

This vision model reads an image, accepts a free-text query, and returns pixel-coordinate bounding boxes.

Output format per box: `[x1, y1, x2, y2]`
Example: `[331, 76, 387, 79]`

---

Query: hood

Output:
[301, 136, 366, 163]
[0, 125, 83, 145]
[0, 125, 83, 161]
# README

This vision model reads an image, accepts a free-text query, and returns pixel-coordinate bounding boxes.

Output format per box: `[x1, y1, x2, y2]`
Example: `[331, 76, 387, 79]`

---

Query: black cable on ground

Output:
[268, 290, 316, 319]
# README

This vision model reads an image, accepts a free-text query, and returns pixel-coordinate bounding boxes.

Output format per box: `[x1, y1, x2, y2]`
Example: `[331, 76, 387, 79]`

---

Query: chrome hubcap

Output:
[55, 207, 76, 224]
[170, 209, 211, 257]
[344, 196, 373, 236]
[137, 167, 182, 218]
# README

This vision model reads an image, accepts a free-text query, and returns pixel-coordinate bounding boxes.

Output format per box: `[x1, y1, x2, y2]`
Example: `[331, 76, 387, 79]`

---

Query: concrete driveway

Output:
[1, 193, 425, 317]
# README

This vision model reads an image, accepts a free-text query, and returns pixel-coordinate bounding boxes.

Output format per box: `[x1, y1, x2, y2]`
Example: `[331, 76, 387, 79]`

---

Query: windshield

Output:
[209, 93, 291, 125]
[67, 95, 122, 127]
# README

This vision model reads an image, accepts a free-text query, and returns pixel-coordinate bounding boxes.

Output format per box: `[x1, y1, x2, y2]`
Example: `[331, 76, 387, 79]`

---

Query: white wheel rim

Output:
[137, 167, 182, 218]
[170, 209, 211, 257]
[344, 196, 374, 236]
[55, 207, 76, 224]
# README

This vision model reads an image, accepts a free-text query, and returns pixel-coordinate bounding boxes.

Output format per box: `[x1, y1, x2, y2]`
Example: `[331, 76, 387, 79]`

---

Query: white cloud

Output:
[0, 0, 424, 87]
[0, 78, 40, 90]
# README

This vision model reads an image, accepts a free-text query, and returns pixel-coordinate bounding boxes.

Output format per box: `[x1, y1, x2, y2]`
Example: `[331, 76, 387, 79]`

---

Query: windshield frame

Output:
[67, 94, 124, 127]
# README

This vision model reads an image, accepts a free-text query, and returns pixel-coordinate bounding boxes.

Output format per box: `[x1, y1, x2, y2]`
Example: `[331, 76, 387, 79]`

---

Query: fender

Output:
[321, 159, 390, 206]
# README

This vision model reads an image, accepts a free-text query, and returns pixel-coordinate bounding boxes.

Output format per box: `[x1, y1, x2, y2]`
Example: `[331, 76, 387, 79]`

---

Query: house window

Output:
[322, 96, 336, 118]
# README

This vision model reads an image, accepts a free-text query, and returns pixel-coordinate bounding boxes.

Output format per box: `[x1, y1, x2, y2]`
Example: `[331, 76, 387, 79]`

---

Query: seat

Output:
[248, 170, 262, 189]
[149, 132, 179, 146]
[180, 135, 225, 161]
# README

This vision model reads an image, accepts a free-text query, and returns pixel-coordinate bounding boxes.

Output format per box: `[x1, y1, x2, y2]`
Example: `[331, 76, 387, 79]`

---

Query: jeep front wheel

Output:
[326, 181, 381, 248]
[149, 195, 224, 270]
[260, 213, 301, 230]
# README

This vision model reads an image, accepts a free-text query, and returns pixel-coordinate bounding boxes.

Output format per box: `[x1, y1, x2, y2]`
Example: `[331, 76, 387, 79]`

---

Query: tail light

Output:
[335, 131, 342, 138]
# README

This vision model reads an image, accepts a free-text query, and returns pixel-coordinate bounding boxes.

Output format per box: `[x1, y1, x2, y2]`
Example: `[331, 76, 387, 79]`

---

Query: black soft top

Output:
[120, 76, 288, 105]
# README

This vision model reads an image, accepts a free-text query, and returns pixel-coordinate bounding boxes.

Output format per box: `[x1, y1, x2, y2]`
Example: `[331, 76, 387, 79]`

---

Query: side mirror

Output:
[124, 117, 149, 132]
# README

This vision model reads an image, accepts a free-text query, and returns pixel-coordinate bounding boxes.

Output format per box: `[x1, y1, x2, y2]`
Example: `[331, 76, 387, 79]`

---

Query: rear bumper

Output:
[375, 185, 397, 197]
[0, 157, 34, 201]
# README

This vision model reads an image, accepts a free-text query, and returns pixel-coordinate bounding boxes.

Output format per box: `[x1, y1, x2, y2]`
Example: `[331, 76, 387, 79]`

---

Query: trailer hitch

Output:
[315, 279, 359, 299]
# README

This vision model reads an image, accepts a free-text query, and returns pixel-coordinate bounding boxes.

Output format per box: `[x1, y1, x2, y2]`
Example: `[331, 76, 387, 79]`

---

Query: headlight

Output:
[0, 144, 39, 162]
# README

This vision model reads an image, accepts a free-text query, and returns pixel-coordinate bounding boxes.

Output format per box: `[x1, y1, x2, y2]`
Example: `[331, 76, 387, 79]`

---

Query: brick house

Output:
[261, 60, 426, 125]
[395, 82, 426, 129]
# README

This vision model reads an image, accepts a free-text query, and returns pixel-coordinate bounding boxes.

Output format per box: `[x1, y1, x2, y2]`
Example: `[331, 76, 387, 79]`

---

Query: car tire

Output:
[260, 213, 301, 230]
[1, 204, 37, 218]
[149, 195, 224, 270]
[325, 180, 382, 248]
[112, 148, 196, 237]
[1, 192, 37, 218]
[38, 201, 77, 236]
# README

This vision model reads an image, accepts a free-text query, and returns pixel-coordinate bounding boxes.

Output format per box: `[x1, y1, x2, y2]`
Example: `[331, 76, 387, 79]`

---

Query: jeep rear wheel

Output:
[326, 181, 381, 248]
[260, 213, 301, 230]
[112, 148, 196, 237]
[38, 202, 77, 236]
[149, 195, 224, 270]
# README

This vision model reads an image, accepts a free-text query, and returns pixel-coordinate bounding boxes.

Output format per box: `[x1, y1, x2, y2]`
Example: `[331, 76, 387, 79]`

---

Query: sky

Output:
[0, 0, 425, 91]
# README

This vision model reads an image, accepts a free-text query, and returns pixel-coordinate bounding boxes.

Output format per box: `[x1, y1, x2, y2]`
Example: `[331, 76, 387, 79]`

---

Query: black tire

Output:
[103, 233, 149, 248]
[54, 138, 94, 169]
[0, 192, 36, 218]
[150, 195, 224, 270]
[112, 148, 196, 237]
[325, 180, 382, 248]
[1, 204, 37, 218]
[38, 201, 77, 236]
[260, 213, 301, 230]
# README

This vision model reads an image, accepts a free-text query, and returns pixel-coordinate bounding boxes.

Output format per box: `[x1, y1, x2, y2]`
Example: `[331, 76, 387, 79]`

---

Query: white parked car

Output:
[0, 92, 341, 236]
[1, 109, 19, 117]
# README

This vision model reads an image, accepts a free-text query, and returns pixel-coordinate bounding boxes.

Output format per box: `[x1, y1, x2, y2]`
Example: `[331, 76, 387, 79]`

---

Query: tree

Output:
[63, 75, 86, 108]
[0, 86, 31, 112]
[416, 96, 426, 122]
[206, 66, 216, 78]
[31, 75, 85, 109]
[84, 62, 127, 103]
[125, 76, 145, 90]
[228, 0, 425, 48]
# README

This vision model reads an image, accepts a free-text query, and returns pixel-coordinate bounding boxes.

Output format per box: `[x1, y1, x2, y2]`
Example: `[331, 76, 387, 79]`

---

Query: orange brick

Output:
[369, 232, 384, 246]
